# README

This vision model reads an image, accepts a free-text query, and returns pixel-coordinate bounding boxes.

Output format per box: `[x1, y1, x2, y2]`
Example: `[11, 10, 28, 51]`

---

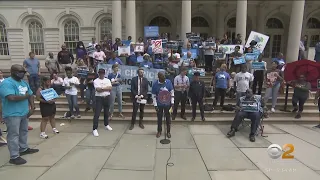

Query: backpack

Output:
[222, 104, 236, 111]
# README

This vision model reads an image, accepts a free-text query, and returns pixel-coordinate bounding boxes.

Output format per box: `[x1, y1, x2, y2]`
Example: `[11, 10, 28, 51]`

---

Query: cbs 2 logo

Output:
[267, 144, 295, 159]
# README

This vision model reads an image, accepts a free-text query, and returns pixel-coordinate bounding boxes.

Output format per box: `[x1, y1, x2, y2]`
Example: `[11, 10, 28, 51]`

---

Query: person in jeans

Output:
[252, 54, 267, 95]
[264, 61, 283, 113]
[108, 64, 125, 119]
[172, 67, 189, 120]
[58, 44, 74, 73]
[213, 64, 230, 111]
[92, 69, 113, 137]
[23, 52, 40, 95]
[84, 68, 97, 112]
[234, 65, 254, 102]
[0, 64, 39, 165]
[62, 67, 80, 119]
[289, 74, 311, 119]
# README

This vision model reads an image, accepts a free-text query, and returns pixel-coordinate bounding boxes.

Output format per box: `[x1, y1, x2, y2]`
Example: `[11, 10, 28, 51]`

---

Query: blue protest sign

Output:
[40, 88, 59, 101]
[97, 63, 165, 92]
[122, 40, 131, 46]
[245, 53, 258, 61]
[182, 48, 198, 59]
[144, 26, 159, 37]
[252, 62, 265, 70]
[241, 100, 259, 112]
[214, 52, 226, 59]
[137, 56, 144, 63]
[77, 67, 89, 78]
[233, 57, 246, 65]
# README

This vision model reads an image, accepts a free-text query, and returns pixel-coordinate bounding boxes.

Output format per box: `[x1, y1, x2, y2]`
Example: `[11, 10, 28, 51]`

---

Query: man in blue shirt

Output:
[213, 64, 230, 110]
[0, 64, 39, 165]
[139, 54, 153, 68]
[227, 89, 265, 142]
[23, 52, 40, 95]
[108, 52, 123, 65]
[152, 72, 174, 138]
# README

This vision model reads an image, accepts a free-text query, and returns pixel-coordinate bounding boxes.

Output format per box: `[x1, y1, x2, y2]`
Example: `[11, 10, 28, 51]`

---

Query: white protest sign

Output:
[217, 45, 244, 54]
[134, 43, 144, 52]
[118, 46, 130, 56]
[245, 31, 269, 53]
[152, 39, 163, 54]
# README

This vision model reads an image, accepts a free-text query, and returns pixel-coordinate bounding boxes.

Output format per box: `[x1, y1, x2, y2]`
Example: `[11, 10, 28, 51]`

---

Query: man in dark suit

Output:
[189, 72, 206, 121]
[129, 68, 149, 130]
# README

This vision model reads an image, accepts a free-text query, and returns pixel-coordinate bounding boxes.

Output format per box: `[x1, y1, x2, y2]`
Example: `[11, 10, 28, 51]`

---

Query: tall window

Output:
[307, 18, 320, 47]
[192, 17, 209, 27]
[149, 16, 171, 27]
[266, 18, 283, 29]
[28, 20, 44, 55]
[100, 19, 112, 41]
[0, 21, 9, 55]
[64, 20, 79, 54]
[307, 18, 320, 29]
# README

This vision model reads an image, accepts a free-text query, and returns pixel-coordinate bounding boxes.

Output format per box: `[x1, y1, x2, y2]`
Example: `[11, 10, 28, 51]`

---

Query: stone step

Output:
[31, 107, 320, 117]
[34, 101, 319, 111]
[28, 115, 320, 123]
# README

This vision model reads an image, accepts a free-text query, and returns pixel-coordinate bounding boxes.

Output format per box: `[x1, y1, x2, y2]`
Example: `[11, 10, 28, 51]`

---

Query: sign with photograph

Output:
[40, 88, 59, 101]
[118, 46, 130, 56]
[182, 48, 198, 59]
[217, 45, 244, 54]
[245, 31, 269, 53]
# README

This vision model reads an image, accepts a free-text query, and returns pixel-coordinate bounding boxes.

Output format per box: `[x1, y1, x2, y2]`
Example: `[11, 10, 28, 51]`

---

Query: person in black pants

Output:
[189, 72, 205, 121]
[172, 67, 189, 120]
[212, 64, 230, 110]
[129, 68, 148, 130]
[289, 74, 311, 119]
[252, 55, 266, 95]
[92, 69, 113, 137]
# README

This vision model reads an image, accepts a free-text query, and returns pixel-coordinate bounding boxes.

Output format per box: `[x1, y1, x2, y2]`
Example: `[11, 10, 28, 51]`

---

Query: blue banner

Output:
[40, 88, 59, 101]
[122, 40, 131, 47]
[233, 57, 246, 65]
[96, 63, 165, 92]
[245, 53, 258, 61]
[182, 48, 198, 59]
[252, 62, 265, 70]
[144, 26, 159, 38]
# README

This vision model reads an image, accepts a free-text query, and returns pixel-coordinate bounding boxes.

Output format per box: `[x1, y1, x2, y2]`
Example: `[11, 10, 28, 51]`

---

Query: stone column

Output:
[112, 0, 122, 41]
[286, 0, 305, 63]
[126, 0, 136, 41]
[181, 0, 192, 40]
[216, 3, 224, 39]
[236, 0, 247, 44]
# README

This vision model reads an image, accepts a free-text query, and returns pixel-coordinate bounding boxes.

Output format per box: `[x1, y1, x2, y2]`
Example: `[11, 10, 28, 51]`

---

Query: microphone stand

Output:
[160, 107, 171, 144]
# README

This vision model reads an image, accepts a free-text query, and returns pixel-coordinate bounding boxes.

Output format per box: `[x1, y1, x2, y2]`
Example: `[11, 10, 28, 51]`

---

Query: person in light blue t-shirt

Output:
[213, 64, 230, 110]
[0, 64, 39, 165]
[23, 52, 40, 95]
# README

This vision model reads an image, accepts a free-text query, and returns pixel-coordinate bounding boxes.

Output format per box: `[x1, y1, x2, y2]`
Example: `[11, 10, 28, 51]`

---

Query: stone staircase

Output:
[2, 69, 320, 123]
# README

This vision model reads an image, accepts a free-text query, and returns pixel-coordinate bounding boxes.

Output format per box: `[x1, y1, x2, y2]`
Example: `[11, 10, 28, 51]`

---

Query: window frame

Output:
[63, 19, 79, 55]
[28, 20, 45, 56]
[0, 20, 9, 57]
[99, 18, 112, 41]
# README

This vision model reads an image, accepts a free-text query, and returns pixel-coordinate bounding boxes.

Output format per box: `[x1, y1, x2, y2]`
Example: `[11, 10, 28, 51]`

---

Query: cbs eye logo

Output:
[267, 144, 295, 159]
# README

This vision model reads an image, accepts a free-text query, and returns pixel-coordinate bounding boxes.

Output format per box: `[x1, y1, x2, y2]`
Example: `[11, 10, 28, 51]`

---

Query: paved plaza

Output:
[1, 121, 320, 180]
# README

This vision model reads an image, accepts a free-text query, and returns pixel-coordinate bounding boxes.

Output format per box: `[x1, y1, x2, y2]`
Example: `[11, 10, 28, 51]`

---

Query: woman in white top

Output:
[62, 67, 80, 119]
[51, 72, 64, 95]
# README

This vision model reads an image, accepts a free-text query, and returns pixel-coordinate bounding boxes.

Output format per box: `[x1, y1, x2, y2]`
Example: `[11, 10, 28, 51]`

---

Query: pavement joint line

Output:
[100, 168, 154, 171]
[76, 145, 115, 148]
[35, 133, 88, 180]
[93, 124, 128, 180]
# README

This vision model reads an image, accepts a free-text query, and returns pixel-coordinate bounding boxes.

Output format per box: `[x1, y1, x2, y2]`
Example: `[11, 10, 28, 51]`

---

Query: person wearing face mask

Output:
[45, 52, 60, 75]
[0, 64, 39, 165]
[152, 72, 174, 138]
[75, 41, 87, 65]
[227, 89, 265, 142]
[58, 44, 75, 73]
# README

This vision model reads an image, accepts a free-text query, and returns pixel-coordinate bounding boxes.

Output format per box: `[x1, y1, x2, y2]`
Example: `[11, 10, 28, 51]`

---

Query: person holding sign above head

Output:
[129, 68, 148, 130]
[108, 52, 123, 65]
[36, 76, 59, 139]
[152, 72, 174, 138]
[63, 67, 81, 119]
[92, 69, 113, 137]
[227, 89, 265, 142]
[108, 64, 125, 120]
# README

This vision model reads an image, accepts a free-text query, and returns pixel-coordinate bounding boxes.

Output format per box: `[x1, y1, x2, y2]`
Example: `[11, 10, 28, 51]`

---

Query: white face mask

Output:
[80, 46, 83, 48]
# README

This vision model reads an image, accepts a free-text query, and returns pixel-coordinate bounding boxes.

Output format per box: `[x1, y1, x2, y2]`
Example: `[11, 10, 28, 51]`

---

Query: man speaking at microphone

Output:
[152, 72, 174, 138]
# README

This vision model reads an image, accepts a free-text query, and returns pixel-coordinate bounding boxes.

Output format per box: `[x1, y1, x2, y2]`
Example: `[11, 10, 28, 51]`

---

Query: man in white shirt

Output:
[172, 67, 189, 120]
[234, 65, 254, 102]
[92, 69, 113, 137]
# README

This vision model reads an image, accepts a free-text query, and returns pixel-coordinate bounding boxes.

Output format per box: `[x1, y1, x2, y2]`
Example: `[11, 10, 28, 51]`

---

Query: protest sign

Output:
[134, 44, 144, 52]
[233, 57, 246, 65]
[137, 56, 144, 63]
[214, 52, 226, 59]
[144, 26, 159, 37]
[241, 100, 259, 112]
[118, 46, 130, 56]
[77, 67, 89, 78]
[182, 48, 198, 59]
[122, 40, 131, 47]
[97, 63, 165, 92]
[166, 41, 179, 50]
[245, 31, 269, 53]
[193, 68, 205, 76]
[245, 53, 258, 61]
[252, 62, 266, 70]
[40, 88, 59, 101]
[152, 39, 163, 54]
[162, 39, 168, 48]
[218, 45, 244, 54]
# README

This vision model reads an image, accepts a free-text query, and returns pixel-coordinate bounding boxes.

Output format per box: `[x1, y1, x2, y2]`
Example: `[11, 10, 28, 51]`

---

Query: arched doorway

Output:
[191, 16, 210, 39]
[226, 17, 236, 41]
[305, 17, 320, 47]
[264, 18, 284, 58]
[149, 16, 171, 39]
